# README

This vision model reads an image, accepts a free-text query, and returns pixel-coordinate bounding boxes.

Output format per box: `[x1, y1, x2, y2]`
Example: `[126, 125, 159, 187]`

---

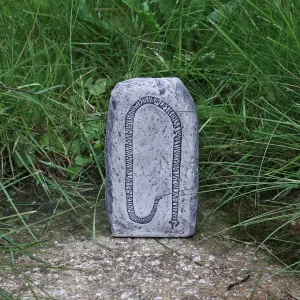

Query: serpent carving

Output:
[125, 96, 182, 229]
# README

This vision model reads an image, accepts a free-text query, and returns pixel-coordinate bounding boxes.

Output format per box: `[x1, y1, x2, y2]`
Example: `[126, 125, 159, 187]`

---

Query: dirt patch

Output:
[0, 198, 299, 299]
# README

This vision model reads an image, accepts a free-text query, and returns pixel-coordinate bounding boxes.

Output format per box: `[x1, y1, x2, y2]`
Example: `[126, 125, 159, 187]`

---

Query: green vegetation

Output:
[1, 0, 299, 284]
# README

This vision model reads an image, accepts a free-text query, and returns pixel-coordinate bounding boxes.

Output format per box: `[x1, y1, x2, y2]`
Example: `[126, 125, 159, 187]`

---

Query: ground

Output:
[1, 198, 299, 299]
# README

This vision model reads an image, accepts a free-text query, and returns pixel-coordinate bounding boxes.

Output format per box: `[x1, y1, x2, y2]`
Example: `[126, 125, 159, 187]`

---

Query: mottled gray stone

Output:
[105, 78, 198, 237]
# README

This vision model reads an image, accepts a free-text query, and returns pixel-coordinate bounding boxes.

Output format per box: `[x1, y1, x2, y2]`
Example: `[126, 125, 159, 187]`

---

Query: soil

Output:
[0, 196, 299, 300]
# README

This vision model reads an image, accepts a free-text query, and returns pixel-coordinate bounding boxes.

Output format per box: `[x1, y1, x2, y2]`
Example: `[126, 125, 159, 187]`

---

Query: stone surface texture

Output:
[105, 77, 198, 237]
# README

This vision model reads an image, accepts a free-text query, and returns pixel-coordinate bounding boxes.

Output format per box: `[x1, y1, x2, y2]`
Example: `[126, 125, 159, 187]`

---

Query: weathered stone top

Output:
[111, 77, 196, 112]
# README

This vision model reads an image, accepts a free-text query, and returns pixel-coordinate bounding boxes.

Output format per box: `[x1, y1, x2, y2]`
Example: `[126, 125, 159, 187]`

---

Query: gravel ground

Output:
[1, 201, 299, 299]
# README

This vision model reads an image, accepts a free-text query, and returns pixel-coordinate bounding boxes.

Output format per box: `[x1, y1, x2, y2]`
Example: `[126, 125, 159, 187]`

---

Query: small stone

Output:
[116, 257, 124, 262]
[121, 292, 133, 299]
[105, 78, 199, 237]
[209, 255, 216, 261]
[57, 289, 67, 296]
[193, 255, 201, 262]
[184, 290, 195, 295]
[151, 260, 160, 266]
[128, 265, 135, 270]
[182, 265, 191, 271]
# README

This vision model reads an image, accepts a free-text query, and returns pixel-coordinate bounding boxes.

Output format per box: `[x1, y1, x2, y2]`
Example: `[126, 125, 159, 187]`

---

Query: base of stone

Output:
[110, 227, 196, 238]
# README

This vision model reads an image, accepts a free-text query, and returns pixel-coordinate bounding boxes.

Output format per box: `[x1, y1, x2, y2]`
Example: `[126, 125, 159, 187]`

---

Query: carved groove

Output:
[125, 96, 182, 229]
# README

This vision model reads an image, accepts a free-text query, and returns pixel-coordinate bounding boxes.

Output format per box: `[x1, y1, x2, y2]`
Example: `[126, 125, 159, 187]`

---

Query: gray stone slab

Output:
[105, 77, 198, 237]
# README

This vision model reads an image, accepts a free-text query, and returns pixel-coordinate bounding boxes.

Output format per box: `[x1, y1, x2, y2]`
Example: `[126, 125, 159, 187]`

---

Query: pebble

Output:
[209, 255, 216, 261]
[121, 292, 133, 299]
[193, 255, 201, 262]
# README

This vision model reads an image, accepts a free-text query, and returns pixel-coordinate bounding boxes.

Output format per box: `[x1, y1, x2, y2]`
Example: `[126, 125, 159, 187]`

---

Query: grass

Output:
[0, 0, 300, 294]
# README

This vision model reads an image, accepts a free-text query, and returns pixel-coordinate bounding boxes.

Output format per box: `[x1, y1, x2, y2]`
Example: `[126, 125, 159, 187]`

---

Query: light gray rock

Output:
[105, 78, 198, 237]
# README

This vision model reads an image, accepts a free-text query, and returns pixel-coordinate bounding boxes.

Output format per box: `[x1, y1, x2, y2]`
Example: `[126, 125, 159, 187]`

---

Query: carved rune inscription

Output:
[125, 96, 182, 229]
